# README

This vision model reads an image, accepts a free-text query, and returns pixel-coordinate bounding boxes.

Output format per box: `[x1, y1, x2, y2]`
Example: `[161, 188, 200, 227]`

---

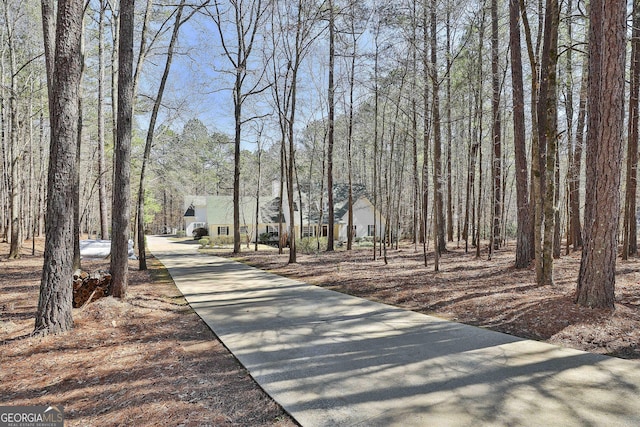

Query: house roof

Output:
[204, 195, 280, 225]
[306, 183, 370, 223]
[184, 184, 376, 226]
[260, 197, 285, 224]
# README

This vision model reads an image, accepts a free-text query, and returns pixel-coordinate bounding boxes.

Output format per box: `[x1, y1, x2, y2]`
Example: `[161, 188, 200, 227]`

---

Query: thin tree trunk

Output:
[446, 4, 453, 243]
[563, 0, 574, 256]
[431, 0, 445, 258]
[537, 0, 559, 285]
[490, 0, 501, 256]
[570, 56, 587, 251]
[346, 12, 357, 251]
[422, 0, 431, 267]
[520, 0, 543, 282]
[510, 0, 532, 268]
[326, 0, 335, 252]
[110, 0, 134, 298]
[73, 16, 86, 271]
[623, 0, 640, 260]
[137, 0, 185, 270]
[98, 0, 109, 240]
[255, 128, 262, 251]
[5, 1, 21, 259]
[475, 6, 485, 259]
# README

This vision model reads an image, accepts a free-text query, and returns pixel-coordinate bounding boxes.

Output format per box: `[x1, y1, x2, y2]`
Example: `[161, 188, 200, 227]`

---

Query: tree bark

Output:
[326, 0, 335, 252]
[490, 0, 501, 255]
[110, 0, 134, 299]
[431, 0, 445, 257]
[35, 0, 83, 335]
[446, 5, 453, 243]
[569, 55, 587, 251]
[576, 0, 626, 309]
[536, 0, 559, 286]
[5, 1, 21, 259]
[98, 0, 109, 240]
[510, 0, 532, 268]
[623, 0, 640, 260]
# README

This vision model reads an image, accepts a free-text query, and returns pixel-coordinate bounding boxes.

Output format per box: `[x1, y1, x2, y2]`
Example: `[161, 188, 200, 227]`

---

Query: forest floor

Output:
[0, 238, 297, 427]
[225, 241, 640, 361]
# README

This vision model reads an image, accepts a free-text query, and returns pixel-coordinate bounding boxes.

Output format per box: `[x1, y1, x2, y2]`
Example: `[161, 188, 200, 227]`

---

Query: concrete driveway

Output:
[147, 235, 640, 427]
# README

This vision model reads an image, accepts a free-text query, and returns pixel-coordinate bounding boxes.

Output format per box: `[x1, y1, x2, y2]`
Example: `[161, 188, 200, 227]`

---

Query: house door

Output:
[321, 225, 328, 237]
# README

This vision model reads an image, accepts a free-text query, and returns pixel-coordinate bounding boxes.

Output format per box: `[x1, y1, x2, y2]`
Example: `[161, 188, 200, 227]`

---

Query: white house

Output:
[183, 184, 385, 243]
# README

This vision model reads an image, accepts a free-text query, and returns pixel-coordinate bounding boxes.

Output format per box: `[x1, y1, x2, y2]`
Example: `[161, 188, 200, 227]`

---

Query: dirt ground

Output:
[0, 238, 297, 427]
[228, 241, 640, 361]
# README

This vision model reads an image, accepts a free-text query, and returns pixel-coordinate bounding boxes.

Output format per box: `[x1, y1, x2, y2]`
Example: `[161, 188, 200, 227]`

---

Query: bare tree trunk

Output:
[475, 6, 485, 259]
[110, 0, 134, 298]
[254, 128, 262, 251]
[35, 0, 83, 335]
[520, 0, 543, 282]
[431, 0, 445, 258]
[346, 7, 357, 251]
[98, 0, 109, 240]
[510, 0, 532, 268]
[5, 1, 21, 259]
[422, 0, 431, 267]
[409, 0, 419, 250]
[445, 4, 453, 243]
[373, 29, 380, 261]
[489, 0, 501, 256]
[576, 0, 626, 309]
[326, 0, 335, 252]
[108, 0, 119, 186]
[73, 17, 86, 271]
[623, 0, 640, 260]
[137, 0, 185, 270]
[563, 0, 574, 256]
[537, 0, 559, 286]
[569, 55, 586, 251]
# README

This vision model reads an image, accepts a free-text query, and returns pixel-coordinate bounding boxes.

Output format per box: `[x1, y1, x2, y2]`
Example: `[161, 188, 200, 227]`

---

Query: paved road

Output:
[147, 235, 640, 427]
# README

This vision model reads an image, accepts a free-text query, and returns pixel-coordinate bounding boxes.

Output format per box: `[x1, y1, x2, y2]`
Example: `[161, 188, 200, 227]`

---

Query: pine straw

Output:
[0, 239, 296, 427]
[229, 242, 640, 360]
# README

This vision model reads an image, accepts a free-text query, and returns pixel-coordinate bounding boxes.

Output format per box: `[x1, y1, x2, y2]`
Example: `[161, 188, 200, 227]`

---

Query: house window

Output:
[218, 226, 229, 236]
[266, 225, 279, 235]
[302, 226, 315, 237]
[239, 226, 248, 235]
[367, 225, 375, 237]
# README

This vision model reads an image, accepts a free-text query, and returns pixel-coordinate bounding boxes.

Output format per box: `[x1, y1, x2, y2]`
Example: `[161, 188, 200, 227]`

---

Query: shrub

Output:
[198, 237, 210, 248]
[193, 227, 208, 240]
[259, 232, 279, 245]
[176, 230, 186, 238]
[212, 235, 234, 246]
[297, 237, 328, 254]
